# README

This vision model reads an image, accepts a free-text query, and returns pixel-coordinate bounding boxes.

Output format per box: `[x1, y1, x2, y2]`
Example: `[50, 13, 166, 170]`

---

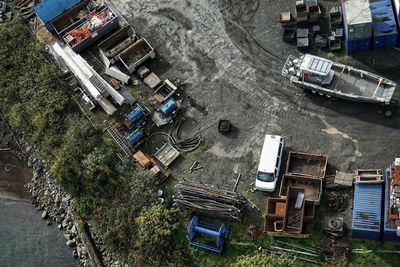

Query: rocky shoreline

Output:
[23, 138, 126, 267]
[24, 140, 90, 266]
[1, 115, 125, 267]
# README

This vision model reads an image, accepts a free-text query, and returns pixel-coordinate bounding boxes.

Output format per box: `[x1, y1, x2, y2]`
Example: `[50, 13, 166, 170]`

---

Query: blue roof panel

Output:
[352, 183, 383, 232]
[35, 0, 81, 31]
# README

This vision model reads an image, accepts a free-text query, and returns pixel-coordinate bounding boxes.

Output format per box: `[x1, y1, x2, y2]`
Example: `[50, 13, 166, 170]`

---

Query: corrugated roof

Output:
[35, 0, 81, 30]
[343, 0, 372, 25]
[300, 55, 332, 76]
[370, 0, 398, 34]
[352, 183, 382, 231]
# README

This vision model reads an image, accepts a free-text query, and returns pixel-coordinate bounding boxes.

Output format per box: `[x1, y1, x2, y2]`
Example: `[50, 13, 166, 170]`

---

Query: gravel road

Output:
[110, 0, 400, 198]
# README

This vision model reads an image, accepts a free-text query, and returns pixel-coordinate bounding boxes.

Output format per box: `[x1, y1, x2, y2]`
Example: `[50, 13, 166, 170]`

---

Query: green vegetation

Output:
[0, 19, 185, 266]
[232, 252, 294, 267]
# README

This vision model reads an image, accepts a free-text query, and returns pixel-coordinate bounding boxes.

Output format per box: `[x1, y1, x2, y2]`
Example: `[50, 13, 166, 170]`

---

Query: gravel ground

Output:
[109, 0, 400, 206]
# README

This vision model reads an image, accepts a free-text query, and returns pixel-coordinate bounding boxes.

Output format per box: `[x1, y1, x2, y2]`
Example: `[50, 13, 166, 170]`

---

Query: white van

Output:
[255, 134, 284, 192]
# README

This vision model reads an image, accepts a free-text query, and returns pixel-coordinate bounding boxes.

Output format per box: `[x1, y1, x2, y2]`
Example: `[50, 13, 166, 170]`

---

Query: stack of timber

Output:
[174, 181, 246, 221]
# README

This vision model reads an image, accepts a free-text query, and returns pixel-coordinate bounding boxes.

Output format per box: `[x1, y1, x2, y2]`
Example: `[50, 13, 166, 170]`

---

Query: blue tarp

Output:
[35, 0, 81, 31]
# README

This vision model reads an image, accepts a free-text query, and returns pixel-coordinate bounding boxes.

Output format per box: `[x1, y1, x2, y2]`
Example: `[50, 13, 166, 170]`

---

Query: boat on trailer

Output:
[282, 54, 396, 105]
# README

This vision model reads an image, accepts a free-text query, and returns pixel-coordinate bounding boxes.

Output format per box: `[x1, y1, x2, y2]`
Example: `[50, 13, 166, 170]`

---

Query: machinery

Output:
[127, 128, 144, 147]
[152, 98, 179, 127]
[388, 158, 400, 236]
[127, 105, 145, 124]
[187, 216, 229, 254]
[160, 98, 177, 116]
[65, 27, 91, 46]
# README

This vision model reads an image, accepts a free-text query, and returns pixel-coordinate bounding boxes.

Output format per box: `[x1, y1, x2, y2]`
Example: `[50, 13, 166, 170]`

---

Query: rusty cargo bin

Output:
[51, 0, 92, 36]
[264, 189, 315, 238]
[279, 11, 294, 28]
[283, 28, 296, 42]
[118, 38, 156, 73]
[296, 1, 309, 25]
[279, 174, 323, 205]
[98, 25, 137, 65]
[285, 151, 328, 178]
[218, 119, 231, 133]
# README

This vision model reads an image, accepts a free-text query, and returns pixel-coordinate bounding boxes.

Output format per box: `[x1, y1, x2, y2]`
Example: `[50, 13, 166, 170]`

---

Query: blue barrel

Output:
[160, 99, 177, 116]
[127, 129, 144, 145]
[127, 106, 145, 123]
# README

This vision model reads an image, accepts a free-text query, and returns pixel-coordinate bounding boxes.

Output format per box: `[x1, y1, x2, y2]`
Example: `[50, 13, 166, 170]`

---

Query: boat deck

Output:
[326, 66, 396, 102]
[328, 71, 379, 97]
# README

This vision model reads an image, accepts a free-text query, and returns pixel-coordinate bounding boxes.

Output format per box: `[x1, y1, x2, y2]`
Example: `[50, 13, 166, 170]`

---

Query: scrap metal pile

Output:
[174, 181, 246, 221]
[327, 191, 348, 213]
[260, 241, 322, 265]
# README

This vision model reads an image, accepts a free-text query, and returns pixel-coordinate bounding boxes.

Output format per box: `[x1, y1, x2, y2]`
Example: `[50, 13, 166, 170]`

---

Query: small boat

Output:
[282, 54, 396, 105]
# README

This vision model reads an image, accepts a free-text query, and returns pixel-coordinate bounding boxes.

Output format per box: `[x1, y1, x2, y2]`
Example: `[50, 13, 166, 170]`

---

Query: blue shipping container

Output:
[370, 0, 398, 50]
[342, 1, 372, 54]
[352, 183, 383, 240]
[35, 0, 81, 31]
[345, 37, 372, 54]
[394, 0, 400, 29]
[383, 168, 400, 241]
[373, 24, 398, 50]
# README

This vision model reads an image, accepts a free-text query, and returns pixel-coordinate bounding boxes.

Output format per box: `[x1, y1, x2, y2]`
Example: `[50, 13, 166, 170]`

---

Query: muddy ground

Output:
[0, 148, 32, 199]
[108, 0, 400, 209]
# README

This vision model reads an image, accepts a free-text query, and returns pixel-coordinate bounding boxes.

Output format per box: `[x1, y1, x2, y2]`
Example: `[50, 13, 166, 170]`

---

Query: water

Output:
[0, 197, 79, 267]
[0, 148, 78, 267]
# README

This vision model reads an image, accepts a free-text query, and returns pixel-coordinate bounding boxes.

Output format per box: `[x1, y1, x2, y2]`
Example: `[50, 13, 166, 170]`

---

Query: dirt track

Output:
[110, 0, 400, 200]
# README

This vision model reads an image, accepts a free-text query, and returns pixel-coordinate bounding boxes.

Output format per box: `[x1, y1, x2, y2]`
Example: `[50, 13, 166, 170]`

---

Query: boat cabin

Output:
[299, 54, 334, 86]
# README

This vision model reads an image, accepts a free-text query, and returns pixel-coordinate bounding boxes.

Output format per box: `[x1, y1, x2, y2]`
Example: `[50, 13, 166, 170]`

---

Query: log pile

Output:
[174, 181, 246, 221]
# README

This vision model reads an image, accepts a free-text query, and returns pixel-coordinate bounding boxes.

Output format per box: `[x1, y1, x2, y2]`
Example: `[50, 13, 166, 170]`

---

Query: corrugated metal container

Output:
[392, 0, 400, 26]
[35, 0, 81, 31]
[383, 168, 400, 241]
[70, 17, 119, 53]
[345, 36, 371, 54]
[372, 23, 398, 49]
[370, 0, 398, 50]
[352, 183, 383, 240]
[342, 0, 373, 40]
[62, 6, 120, 53]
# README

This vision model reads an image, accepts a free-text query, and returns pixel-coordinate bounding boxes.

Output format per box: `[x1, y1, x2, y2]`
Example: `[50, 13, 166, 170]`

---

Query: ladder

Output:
[90, 75, 108, 93]
[104, 123, 133, 157]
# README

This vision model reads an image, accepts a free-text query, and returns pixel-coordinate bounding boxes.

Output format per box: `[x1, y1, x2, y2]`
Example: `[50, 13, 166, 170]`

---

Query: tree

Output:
[134, 204, 184, 267]
[51, 116, 101, 194]
[231, 253, 294, 267]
